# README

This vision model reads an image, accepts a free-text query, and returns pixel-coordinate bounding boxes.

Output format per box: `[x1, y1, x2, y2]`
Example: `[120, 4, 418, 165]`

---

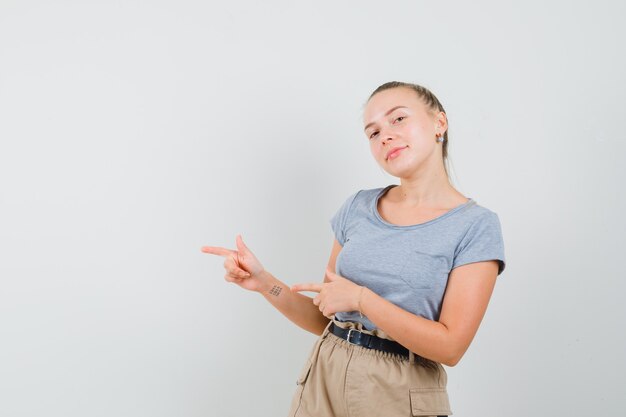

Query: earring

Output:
[436, 134, 444, 143]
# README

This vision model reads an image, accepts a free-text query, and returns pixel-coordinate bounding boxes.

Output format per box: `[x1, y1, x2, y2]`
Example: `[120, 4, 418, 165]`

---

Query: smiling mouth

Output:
[386, 146, 408, 160]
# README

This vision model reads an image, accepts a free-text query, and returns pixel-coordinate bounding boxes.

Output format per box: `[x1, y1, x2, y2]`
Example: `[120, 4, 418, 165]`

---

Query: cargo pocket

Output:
[296, 358, 313, 386]
[409, 387, 452, 416]
[287, 359, 313, 417]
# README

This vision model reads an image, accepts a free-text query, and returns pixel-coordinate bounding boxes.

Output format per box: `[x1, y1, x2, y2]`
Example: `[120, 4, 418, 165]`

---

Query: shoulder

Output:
[335, 185, 387, 206]
[452, 202, 505, 249]
[355, 185, 392, 201]
[459, 203, 502, 247]
[454, 202, 506, 271]
[460, 200, 502, 225]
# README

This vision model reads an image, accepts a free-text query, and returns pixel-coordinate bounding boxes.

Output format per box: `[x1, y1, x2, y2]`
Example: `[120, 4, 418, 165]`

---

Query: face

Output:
[363, 87, 447, 178]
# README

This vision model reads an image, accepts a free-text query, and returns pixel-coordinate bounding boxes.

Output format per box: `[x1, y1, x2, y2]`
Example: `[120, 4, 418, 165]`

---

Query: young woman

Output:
[202, 81, 506, 417]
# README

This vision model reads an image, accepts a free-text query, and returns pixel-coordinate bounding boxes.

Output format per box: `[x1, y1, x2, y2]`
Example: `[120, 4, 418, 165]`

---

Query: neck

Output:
[394, 170, 458, 207]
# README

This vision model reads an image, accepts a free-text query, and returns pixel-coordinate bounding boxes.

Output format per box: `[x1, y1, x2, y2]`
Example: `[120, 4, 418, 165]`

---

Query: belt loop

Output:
[322, 315, 334, 339]
[408, 350, 415, 365]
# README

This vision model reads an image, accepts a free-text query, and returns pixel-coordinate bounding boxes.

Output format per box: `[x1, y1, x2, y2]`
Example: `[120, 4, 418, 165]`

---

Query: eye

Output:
[394, 116, 406, 123]
[369, 131, 379, 139]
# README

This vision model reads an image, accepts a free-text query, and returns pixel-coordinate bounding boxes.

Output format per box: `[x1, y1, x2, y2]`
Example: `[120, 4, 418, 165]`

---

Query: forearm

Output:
[360, 288, 460, 366]
[257, 270, 330, 336]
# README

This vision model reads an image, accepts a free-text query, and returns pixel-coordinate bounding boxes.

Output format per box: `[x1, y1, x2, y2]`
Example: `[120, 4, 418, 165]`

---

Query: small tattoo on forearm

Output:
[269, 285, 282, 296]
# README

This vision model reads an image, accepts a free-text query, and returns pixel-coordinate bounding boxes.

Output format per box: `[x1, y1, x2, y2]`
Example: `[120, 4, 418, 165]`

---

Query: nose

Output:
[378, 126, 394, 145]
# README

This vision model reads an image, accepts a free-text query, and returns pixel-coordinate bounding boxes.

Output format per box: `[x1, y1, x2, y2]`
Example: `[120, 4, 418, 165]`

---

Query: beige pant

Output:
[287, 317, 453, 417]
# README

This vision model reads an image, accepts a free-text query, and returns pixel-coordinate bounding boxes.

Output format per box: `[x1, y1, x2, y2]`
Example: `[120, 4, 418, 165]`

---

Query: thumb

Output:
[325, 268, 338, 281]
[236, 234, 248, 253]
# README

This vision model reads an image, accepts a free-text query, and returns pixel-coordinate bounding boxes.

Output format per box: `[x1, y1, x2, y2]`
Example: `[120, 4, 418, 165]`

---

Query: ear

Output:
[435, 111, 448, 134]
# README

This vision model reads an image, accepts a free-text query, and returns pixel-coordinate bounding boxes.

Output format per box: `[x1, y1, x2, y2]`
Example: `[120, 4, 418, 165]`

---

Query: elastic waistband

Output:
[326, 319, 440, 369]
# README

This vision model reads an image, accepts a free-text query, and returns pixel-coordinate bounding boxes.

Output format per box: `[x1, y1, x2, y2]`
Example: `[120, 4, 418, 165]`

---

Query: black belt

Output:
[330, 322, 413, 359]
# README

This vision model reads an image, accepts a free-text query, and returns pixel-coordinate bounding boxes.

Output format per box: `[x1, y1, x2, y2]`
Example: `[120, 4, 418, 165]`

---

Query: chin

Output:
[381, 166, 409, 179]
[384, 159, 417, 174]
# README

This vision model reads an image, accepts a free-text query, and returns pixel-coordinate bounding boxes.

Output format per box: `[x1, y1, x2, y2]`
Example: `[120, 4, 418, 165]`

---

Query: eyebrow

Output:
[364, 106, 409, 132]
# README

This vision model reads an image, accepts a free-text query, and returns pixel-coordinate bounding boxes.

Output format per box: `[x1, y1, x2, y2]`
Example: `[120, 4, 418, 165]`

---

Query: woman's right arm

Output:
[202, 235, 342, 336]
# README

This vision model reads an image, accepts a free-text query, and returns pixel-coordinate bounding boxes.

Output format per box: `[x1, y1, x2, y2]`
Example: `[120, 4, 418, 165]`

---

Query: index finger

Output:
[201, 246, 234, 257]
[291, 283, 323, 293]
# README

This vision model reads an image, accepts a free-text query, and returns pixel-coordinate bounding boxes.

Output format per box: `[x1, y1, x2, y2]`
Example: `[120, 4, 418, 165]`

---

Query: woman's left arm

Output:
[361, 260, 499, 367]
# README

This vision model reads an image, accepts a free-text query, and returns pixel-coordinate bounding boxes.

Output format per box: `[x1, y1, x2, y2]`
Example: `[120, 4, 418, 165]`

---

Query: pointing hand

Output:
[291, 268, 364, 318]
[201, 234, 268, 292]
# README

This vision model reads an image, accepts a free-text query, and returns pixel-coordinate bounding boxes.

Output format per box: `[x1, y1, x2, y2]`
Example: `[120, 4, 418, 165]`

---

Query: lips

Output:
[386, 146, 408, 160]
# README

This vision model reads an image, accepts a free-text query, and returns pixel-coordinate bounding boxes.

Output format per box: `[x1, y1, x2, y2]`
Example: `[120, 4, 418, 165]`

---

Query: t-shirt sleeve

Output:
[329, 190, 360, 246]
[452, 211, 506, 275]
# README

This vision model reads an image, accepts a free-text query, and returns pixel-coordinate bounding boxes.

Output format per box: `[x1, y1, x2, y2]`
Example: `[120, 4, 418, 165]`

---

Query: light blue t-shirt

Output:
[330, 184, 506, 330]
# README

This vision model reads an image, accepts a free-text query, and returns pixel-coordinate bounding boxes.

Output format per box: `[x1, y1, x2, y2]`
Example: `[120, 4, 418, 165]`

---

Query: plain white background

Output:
[1, 1, 624, 416]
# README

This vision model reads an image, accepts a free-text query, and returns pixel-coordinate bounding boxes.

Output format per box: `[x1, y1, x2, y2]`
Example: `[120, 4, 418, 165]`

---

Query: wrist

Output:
[359, 287, 373, 317]
[357, 286, 365, 318]
[254, 270, 275, 293]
